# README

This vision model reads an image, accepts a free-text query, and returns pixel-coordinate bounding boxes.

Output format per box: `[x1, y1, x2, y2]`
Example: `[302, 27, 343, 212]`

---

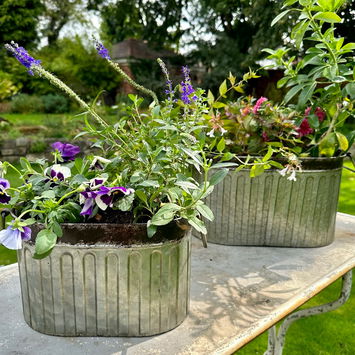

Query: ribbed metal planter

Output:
[204, 156, 343, 247]
[17, 223, 191, 336]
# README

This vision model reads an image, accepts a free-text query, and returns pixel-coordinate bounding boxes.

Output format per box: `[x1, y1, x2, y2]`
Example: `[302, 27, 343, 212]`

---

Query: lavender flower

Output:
[94, 39, 111, 60]
[0, 225, 31, 250]
[5, 42, 41, 76]
[157, 58, 174, 101]
[0, 178, 11, 204]
[52, 141, 80, 161]
[181, 66, 197, 104]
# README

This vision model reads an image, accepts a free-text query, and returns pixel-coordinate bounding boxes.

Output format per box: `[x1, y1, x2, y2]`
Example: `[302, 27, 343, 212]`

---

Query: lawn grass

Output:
[0, 159, 354, 354]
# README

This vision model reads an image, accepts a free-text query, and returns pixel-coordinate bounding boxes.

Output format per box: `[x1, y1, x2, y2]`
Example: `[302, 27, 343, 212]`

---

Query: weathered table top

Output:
[1, 213, 354, 355]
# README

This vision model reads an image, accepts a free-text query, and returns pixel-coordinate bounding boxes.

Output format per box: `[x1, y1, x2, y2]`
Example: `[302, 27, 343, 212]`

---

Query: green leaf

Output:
[175, 180, 199, 190]
[262, 146, 274, 162]
[41, 190, 56, 199]
[269, 161, 285, 169]
[147, 223, 157, 238]
[196, 204, 214, 222]
[250, 165, 265, 178]
[151, 203, 181, 226]
[219, 80, 228, 97]
[291, 20, 309, 49]
[212, 102, 226, 108]
[319, 133, 337, 156]
[345, 83, 355, 99]
[50, 221, 63, 238]
[35, 229, 57, 256]
[341, 43, 355, 51]
[284, 85, 303, 103]
[277, 77, 289, 89]
[271, 10, 290, 26]
[138, 180, 160, 188]
[210, 169, 229, 185]
[283, 0, 298, 7]
[217, 137, 225, 152]
[115, 193, 135, 212]
[298, 82, 317, 107]
[135, 190, 148, 204]
[314, 12, 342, 23]
[211, 162, 238, 169]
[335, 132, 349, 151]
[188, 216, 207, 235]
[207, 90, 214, 105]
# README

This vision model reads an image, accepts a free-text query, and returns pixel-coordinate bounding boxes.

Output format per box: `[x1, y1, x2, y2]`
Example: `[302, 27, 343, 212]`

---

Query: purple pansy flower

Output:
[5, 42, 41, 76]
[79, 182, 134, 216]
[0, 178, 11, 204]
[95, 186, 135, 211]
[51, 142, 80, 161]
[45, 164, 71, 183]
[94, 40, 111, 60]
[0, 225, 31, 250]
[180, 66, 197, 104]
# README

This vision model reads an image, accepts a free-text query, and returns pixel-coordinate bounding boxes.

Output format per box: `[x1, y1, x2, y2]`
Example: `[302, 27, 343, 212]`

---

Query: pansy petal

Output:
[80, 198, 94, 215]
[0, 227, 22, 250]
[95, 194, 111, 210]
[0, 192, 11, 204]
[0, 178, 10, 190]
[21, 227, 32, 241]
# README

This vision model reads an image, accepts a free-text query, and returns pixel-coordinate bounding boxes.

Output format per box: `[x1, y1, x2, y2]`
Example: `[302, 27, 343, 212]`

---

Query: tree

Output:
[0, 0, 43, 47]
[188, 0, 295, 89]
[100, 0, 186, 50]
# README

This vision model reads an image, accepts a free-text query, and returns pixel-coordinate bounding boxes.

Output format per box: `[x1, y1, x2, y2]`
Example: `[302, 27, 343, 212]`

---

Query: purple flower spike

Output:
[5, 42, 41, 76]
[180, 66, 197, 104]
[0, 225, 31, 250]
[94, 40, 111, 60]
[52, 141, 80, 161]
[0, 178, 11, 204]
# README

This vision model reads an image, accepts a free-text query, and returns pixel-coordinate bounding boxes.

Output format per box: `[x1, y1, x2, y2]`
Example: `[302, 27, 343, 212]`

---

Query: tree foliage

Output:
[100, 0, 186, 49]
[0, 0, 43, 47]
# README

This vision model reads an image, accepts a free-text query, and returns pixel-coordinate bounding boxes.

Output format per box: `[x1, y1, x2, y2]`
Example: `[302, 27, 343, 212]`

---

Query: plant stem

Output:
[107, 60, 159, 106]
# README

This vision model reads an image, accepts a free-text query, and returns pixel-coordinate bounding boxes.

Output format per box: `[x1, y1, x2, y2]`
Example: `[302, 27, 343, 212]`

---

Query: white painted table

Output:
[0, 213, 354, 355]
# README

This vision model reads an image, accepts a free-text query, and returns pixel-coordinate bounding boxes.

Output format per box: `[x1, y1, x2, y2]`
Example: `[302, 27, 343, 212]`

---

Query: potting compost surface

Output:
[1, 213, 354, 355]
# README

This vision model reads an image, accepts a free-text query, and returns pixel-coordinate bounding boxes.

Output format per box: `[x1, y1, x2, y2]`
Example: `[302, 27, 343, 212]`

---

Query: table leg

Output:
[264, 270, 353, 355]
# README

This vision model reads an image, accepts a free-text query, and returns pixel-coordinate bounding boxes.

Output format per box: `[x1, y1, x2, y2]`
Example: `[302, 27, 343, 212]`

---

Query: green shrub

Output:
[10, 94, 44, 113]
[29, 140, 47, 154]
[41, 94, 69, 113]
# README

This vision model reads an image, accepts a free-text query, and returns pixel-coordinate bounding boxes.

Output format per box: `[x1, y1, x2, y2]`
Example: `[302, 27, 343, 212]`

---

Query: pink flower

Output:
[304, 107, 326, 122]
[297, 118, 313, 137]
[241, 106, 251, 116]
[253, 97, 268, 114]
[315, 107, 326, 122]
[262, 131, 269, 141]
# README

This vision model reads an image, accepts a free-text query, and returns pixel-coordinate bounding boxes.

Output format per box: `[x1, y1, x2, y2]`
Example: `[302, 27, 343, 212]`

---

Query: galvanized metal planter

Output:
[204, 156, 343, 247]
[17, 223, 191, 336]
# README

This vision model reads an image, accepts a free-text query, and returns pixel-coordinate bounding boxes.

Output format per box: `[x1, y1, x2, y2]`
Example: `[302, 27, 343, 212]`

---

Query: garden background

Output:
[1, 1, 354, 354]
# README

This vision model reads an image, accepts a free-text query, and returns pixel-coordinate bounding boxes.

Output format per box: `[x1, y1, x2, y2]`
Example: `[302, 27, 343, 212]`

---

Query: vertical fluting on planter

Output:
[17, 232, 191, 336]
[204, 159, 342, 247]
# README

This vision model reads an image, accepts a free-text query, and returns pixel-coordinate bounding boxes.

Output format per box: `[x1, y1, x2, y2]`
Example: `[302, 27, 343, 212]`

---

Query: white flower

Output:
[287, 170, 297, 181]
[278, 167, 288, 177]
[207, 129, 215, 137]
[220, 127, 227, 135]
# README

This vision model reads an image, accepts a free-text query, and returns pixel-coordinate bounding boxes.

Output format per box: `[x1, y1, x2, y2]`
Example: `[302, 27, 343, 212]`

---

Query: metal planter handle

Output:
[344, 152, 355, 173]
